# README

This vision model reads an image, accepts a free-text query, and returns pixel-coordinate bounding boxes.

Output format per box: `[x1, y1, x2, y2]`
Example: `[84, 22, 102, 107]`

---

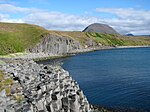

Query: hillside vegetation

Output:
[49, 31, 150, 46]
[0, 22, 48, 55]
[0, 22, 150, 55]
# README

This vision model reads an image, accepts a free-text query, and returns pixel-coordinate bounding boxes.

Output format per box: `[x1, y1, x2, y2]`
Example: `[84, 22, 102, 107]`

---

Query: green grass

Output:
[0, 22, 150, 55]
[0, 70, 24, 101]
[86, 32, 150, 46]
[0, 52, 28, 58]
[15, 94, 24, 103]
[51, 31, 150, 47]
[0, 22, 48, 55]
[0, 70, 13, 95]
[0, 60, 6, 65]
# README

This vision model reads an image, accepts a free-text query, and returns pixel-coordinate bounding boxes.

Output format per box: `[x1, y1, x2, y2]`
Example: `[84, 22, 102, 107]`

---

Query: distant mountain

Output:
[125, 33, 134, 36]
[1, 22, 150, 55]
[83, 23, 119, 34]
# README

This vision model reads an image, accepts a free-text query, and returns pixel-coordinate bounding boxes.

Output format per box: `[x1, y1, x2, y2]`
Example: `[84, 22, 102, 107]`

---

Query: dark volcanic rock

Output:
[83, 23, 119, 34]
[0, 59, 93, 112]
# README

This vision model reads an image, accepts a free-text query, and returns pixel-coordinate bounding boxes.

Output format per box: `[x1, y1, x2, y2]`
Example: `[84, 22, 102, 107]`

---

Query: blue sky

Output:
[0, 0, 150, 35]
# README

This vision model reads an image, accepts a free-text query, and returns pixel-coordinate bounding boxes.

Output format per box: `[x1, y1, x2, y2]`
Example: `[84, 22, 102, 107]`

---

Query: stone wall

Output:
[0, 59, 93, 112]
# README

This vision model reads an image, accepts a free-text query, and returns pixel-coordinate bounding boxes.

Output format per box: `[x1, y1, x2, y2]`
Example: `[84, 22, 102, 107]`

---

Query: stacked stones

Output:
[0, 59, 93, 112]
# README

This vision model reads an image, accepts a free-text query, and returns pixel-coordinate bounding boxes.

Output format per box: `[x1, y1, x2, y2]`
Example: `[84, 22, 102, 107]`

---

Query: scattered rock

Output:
[0, 89, 6, 97]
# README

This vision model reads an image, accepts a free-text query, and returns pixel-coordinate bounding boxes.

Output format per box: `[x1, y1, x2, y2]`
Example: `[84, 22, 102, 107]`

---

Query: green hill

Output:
[49, 30, 150, 46]
[0, 22, 48, 55]
[0, 22, 150, 55]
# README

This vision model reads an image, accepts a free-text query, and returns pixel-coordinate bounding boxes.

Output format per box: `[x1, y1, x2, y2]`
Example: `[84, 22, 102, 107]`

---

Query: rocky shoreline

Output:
[0, 46, 149, 60]
[1, 59, 148, 112]
[0, 46, 108, 59]
[0, 59, 94, 112]
[0, 46, 150, 112]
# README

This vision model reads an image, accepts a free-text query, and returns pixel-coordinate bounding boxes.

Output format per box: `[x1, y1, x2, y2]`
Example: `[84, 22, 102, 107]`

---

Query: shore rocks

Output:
[0, 59, 93, 112]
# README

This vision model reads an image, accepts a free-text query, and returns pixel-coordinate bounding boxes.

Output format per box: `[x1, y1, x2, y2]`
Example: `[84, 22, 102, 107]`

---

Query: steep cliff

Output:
[27, 33, 99, 55]
[28, 34, 83, 54]
[0, 59, 93, 112]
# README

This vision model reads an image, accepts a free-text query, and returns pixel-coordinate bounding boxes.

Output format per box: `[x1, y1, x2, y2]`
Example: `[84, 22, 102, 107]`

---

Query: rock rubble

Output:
[0, 59, 93, 112]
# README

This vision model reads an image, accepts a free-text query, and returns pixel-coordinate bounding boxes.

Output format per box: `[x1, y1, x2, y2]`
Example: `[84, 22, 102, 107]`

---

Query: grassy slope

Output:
[49, 31, 150, 46]
[0, 22, 48, 55]
[0, 22, 150, 55]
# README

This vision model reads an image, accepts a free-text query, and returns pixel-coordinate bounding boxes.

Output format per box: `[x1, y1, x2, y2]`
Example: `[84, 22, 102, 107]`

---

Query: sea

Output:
[38, 47, 150, 111]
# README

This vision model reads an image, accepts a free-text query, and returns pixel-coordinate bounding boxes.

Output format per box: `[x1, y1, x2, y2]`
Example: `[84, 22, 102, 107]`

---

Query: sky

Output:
[0, 0, 150, 35]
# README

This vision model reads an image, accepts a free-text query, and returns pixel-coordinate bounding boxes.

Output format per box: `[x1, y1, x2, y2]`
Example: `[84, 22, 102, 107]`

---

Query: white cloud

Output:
[0, 13, 9, 20]
[0, 4, 149, 35]
[24, 11, 102, 31]
[0, 4, 43, 13]
[0, 4, 101, 31]
[0, 4, 28, 13]
[2, 18, 25, 23]
[0, 13, 24, 23]
[96, 8, 150, 35]
[96, 8, 150, 20]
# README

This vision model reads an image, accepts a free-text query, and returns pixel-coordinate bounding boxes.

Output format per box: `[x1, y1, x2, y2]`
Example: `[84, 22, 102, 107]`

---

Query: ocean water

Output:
[39, 47, 150, 111]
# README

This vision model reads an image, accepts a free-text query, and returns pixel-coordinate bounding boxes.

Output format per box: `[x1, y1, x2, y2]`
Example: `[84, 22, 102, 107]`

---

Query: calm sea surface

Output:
[38, 47, 150, 111]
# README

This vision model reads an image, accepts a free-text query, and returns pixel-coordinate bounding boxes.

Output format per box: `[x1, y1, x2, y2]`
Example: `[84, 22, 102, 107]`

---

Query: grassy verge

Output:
[0, 52, 28, 58]
[33, 54, 72, 62]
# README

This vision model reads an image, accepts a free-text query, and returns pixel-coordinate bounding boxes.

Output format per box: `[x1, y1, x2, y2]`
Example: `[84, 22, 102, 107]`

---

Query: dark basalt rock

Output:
[51, 94, 57, 100]
[0, 59, 93, 112]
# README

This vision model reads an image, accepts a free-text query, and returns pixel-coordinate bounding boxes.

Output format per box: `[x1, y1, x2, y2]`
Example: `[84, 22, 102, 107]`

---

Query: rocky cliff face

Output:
[28, 34, 84, 55]
[0, 59, 93, 112]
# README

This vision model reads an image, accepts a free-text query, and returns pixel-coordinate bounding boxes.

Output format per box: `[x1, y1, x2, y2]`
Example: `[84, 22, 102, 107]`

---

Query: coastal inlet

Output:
[39, 47, 150, 111]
